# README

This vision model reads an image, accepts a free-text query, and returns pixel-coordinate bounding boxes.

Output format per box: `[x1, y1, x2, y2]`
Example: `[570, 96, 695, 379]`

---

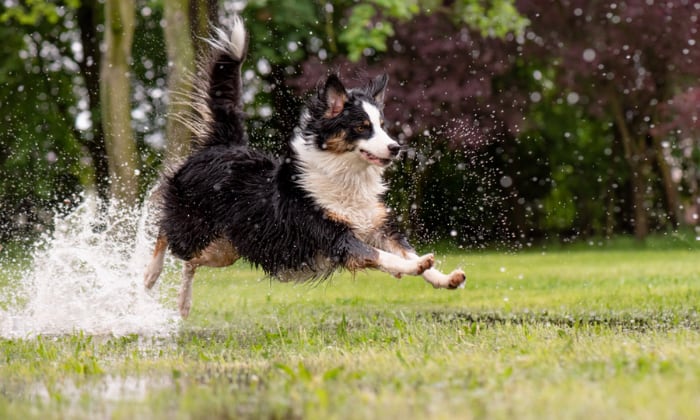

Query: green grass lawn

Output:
[1, 245, 700, 419]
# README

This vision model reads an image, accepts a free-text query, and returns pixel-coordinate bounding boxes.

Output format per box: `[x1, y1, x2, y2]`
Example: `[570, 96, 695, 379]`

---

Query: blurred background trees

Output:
[1, 0, 699, 248]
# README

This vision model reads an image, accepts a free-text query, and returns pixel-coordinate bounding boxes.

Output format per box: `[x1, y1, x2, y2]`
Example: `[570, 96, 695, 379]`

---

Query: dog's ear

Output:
[323, 74, 347, 119]
[368, 73, 389, 105]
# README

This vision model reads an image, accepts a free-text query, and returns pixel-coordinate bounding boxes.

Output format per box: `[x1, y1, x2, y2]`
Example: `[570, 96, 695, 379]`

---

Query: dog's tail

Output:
[187, 16, 248, 151]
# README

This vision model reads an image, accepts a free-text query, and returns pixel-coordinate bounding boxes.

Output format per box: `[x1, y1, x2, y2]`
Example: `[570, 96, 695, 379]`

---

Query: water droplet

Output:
[500, 176, 513, 188]
[582, 48, 596, 62]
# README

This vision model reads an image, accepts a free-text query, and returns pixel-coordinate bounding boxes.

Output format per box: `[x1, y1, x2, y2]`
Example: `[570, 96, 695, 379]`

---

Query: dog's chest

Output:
[301, 172, 387, 236]
[323, 196, 384, 236]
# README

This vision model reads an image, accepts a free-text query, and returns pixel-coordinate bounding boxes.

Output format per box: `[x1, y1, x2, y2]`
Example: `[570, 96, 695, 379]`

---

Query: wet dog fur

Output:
[143, 16, 466, 318]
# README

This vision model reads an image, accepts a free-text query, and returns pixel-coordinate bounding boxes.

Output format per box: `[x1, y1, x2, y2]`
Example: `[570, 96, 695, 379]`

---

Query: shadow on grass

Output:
[173, 308, 700, 348]
[421, 309, 700, 331]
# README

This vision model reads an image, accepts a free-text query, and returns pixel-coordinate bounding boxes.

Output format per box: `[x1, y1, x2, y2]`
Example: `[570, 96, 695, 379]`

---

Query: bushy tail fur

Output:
[190, 16, 248, 151]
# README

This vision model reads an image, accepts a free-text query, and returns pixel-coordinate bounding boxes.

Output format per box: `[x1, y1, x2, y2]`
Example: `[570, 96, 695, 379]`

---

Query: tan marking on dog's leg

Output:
[191, 239, 239, 268]
[178, 239, 240, 319]
[344, 250, 379, 272]
[144, 235, 168, 289]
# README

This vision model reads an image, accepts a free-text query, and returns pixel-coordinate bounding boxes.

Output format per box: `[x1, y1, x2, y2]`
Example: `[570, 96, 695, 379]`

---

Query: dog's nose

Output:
[388, 143, 401, 157]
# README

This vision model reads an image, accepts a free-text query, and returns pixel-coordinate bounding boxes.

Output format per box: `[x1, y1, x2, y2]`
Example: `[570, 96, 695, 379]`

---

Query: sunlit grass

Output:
[1, 245, 700, 419]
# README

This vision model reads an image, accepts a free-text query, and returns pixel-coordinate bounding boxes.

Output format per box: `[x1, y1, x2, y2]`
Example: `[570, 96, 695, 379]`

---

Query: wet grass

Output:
[1, 245, 700, 419]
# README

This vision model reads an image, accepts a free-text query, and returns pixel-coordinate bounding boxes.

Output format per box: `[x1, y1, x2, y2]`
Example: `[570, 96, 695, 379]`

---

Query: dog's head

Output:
[299, 74, 401, 167]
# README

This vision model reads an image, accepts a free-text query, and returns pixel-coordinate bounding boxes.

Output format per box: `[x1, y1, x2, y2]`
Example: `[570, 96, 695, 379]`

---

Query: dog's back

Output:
[158, 17, 251, 261]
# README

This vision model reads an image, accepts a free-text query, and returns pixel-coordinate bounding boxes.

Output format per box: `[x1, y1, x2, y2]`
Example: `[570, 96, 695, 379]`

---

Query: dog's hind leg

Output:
[144, 234, 168, 289]
[178, 239, 240, 318]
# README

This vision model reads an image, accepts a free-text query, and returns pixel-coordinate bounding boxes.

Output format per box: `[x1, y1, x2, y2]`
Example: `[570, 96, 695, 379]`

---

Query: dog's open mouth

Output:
[360, 149, 392, 166]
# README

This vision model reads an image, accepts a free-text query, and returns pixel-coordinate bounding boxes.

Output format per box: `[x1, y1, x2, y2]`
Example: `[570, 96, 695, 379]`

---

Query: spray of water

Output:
[0, 194, 180, 339]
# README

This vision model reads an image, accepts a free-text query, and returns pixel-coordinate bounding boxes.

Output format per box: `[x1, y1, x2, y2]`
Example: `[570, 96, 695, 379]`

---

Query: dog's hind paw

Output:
[179, 301, 191, 319]
[178, 290, 192, 319]
[143, 271, 160, 289]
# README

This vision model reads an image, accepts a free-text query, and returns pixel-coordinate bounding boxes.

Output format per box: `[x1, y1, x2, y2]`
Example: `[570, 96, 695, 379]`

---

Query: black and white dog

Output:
[144, 17, 466, 318]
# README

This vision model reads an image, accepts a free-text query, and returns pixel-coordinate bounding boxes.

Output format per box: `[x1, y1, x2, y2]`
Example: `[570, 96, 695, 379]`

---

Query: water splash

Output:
[0, 194, 180, 339]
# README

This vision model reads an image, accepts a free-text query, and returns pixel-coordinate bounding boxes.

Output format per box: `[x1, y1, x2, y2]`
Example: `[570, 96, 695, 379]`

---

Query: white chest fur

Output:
[291, 136, 387, 236]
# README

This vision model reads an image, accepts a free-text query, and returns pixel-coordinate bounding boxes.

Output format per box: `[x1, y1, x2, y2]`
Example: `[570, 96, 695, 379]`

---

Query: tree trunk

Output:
[611, 96, 649, 240]
[189, 0, 218, 52]
[652, 135, 681, 228]
[101, 0, 139, 205]
[162, 0, 196, 162]
[628, 162, 650, 240]
[161, 0, 219, 163]
[77, 0, 110, 203]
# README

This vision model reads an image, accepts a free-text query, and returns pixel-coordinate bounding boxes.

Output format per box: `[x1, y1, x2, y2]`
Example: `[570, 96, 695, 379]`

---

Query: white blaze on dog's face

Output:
[355, 101, 401, 167]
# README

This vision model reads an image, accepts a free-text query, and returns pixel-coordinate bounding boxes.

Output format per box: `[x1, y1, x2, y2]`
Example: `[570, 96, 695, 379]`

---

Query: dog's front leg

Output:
[405, 252, 466, 289]
[375, 249, 435, 276]
[421, 266, 467, 289]
[338, 235, 434, 277]
[384, 251, 466, 289]
[367, 231, 466, 289]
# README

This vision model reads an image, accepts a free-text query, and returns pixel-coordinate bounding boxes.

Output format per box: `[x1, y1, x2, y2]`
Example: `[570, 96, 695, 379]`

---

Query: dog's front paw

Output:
[416, 253, 434, 275]
[447, 269, 466, 289]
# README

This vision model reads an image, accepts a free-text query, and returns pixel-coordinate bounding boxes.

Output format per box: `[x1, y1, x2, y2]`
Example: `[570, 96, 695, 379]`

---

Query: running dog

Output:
[144, 17, 466, 318]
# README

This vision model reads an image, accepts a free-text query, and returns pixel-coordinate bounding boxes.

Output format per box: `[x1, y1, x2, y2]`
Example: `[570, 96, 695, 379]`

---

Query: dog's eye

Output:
[354, 126, 367, 133]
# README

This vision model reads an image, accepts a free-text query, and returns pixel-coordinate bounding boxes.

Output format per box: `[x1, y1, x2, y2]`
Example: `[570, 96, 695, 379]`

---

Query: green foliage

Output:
[0, 0, 168, 241]
[244, 0, 321, 65]
[518, 105, 616, 237]
[338, 0, 421, 62]
[0, 20, 86, 242]
[387, 138, 511, 247]
[453, 0, 529, 38]
[340, 0, 528, 61]
[0, 0, 80, 25]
